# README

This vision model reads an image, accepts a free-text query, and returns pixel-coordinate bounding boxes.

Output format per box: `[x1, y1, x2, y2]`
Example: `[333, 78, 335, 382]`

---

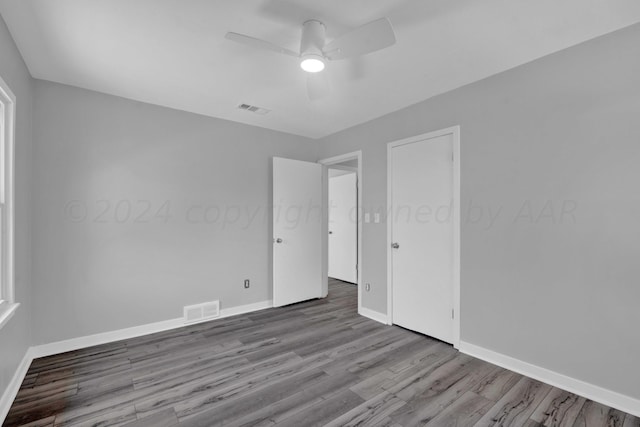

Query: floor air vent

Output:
[184, 300, 220, 324]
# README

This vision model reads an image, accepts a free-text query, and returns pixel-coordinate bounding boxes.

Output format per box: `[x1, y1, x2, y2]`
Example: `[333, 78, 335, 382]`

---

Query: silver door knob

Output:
[275, 238, 283, 243]
[391, 242, 399, 249]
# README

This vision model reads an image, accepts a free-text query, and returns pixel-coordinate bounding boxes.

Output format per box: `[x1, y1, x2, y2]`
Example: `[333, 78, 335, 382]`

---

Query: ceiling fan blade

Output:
[323, 18, 396, 60]
[225, 32, 299, 57]
[306, 72, 330, 100]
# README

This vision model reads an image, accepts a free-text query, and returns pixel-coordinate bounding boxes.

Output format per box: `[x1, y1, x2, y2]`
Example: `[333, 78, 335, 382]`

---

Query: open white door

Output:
[273, 157, 323, 307]
[328, 172, 357, 283]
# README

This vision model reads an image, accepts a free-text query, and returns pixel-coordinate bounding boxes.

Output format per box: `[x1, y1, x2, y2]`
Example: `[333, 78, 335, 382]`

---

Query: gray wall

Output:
[32, 81, 316, 344]
[0, 15, 33, 399]
[316, 23, 640, 400]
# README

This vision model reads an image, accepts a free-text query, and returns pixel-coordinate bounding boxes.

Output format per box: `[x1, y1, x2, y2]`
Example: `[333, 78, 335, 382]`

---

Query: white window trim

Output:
[0, 73, 18, 330]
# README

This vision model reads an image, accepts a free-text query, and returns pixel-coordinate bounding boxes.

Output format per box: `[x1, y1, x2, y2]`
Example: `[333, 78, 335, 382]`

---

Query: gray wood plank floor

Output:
[4, 279, 638, 427]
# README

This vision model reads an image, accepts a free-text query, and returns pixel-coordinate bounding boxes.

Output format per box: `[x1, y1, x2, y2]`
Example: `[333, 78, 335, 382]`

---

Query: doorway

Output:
[319, 152, 362, 315]
[328, 167, 357, 284]
[387, 127, 460, 347]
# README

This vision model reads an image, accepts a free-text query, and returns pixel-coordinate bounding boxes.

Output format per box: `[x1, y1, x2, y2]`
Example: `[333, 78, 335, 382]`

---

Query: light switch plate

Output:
[374, 213, 380, 223]
[364, 213, 371, 223]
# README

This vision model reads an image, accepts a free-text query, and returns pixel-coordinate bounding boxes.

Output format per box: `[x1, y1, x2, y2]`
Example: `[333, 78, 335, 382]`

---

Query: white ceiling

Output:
[1, 0, 640, 139]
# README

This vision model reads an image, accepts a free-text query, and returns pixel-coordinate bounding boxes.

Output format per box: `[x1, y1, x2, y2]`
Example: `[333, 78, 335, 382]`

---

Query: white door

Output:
[390, 133, 454, 343]
[273, 157, 323, 307]
[328, 172, 357, 283]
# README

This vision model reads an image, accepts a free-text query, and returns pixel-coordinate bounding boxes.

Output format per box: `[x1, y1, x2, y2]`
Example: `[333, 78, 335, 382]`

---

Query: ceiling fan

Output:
[225, 17, 396, 99]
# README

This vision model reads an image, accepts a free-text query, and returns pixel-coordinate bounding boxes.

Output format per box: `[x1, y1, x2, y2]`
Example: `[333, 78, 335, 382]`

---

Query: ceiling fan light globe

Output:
[300, 55, 325, 73]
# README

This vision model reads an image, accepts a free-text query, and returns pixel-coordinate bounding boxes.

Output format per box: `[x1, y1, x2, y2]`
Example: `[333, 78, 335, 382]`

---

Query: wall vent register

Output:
[183, 300, 220, 324]
[237, 103, 270, 115]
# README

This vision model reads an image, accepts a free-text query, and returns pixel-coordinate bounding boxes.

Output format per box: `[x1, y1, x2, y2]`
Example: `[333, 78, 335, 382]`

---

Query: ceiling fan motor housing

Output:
[300, 19, 325, 58]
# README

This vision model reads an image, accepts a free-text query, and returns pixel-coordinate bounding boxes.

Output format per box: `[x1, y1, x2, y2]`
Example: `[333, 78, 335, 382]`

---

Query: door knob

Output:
[391, 242, 399, 249]
[329, 231, 333, 234]
[275, 238, 283, 243]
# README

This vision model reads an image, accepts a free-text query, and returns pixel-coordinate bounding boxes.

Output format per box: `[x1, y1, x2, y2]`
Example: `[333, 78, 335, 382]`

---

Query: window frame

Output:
[0, 73, 18, 330]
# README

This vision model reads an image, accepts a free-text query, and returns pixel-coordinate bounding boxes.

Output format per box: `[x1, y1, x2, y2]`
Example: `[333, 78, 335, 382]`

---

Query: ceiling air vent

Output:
[237, 103, 270, 115]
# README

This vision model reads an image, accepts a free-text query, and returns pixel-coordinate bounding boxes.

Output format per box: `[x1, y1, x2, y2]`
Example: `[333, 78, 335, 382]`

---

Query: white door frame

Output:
[387, 126, 461, 348]
[319, 151, 363, 315]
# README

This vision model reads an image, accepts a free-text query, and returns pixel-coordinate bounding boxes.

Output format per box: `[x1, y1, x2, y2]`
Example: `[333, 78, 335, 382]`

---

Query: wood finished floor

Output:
[4, 280, 638, 427]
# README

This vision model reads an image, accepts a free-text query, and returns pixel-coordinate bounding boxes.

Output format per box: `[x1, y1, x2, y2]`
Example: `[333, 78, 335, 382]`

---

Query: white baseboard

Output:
[459, 341, 640, 418]
[0, 347, 35, 423]
[220, 300, 272, 318]
[359, 307, 388, 325]
[29, 317, 184, 359]
[31, 299, 273, 359]
[0, 299, 273, 424]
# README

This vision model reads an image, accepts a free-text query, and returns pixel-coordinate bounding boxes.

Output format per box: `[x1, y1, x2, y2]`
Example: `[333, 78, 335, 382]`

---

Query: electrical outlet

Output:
[244, 279, 250, 289]
[365, 283, 371, 291]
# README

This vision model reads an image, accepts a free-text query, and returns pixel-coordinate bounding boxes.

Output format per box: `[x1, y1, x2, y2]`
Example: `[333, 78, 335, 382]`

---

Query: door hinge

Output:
[452, 309, 455, 319]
